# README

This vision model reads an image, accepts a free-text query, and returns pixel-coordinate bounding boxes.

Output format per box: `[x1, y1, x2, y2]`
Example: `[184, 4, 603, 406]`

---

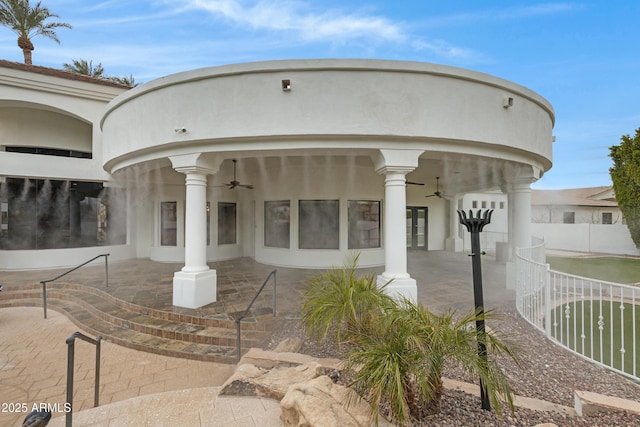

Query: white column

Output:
[181, 169, 209, 272]
[381, 169, 411, 280]
[445, 196, 463, 252]
[510, 182, 532, 256]
[170, 156, 219, 309]
[505, 182, 532, 290]
[373, 149, 423, 302]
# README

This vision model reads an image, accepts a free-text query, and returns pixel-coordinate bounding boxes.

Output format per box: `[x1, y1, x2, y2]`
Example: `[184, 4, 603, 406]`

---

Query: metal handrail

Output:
[41, 253, 110, 319]
[65, 331, 102, 427]
[235, 269, 277, 362]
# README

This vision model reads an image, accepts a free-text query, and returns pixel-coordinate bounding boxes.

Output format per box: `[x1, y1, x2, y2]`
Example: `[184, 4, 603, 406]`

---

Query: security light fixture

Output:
[174, 127, 187, 133]
[282, 79, 291, 91]
[503, 97, 514, 108]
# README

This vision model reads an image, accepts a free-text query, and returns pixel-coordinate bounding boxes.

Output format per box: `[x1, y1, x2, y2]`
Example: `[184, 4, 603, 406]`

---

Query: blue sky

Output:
[1, 1, 638, 190]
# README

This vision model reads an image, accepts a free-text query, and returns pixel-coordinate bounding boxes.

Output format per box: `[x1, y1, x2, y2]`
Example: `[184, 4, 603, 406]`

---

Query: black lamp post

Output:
[457, 208, 493, 411]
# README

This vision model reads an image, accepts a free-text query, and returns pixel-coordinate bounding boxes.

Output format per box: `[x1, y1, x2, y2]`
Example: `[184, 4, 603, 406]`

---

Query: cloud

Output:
[412, 38, 481, 61]
[419, 2, 578, 28]
[172, 0, 405, 42]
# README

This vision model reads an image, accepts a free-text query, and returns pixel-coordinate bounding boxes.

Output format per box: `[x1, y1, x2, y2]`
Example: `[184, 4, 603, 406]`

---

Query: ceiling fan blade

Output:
[406, 181, 425, 186]
[238, 184, 254, 189]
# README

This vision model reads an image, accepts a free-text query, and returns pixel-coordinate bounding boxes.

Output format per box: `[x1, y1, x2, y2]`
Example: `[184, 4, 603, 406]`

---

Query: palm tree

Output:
[0, 0, 71, 65]
[301, 253, 395, 347]
[63, 59, 105, 78]
[109, 74, 137, 87]
[343, 302, 519, 425]
[301, 256, 520, 426]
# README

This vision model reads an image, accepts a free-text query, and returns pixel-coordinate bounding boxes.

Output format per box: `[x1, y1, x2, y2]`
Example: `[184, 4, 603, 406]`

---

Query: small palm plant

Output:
[301, 253, 394, 347]
[301, 255, 520, 426]
[343, 300, 519, 425]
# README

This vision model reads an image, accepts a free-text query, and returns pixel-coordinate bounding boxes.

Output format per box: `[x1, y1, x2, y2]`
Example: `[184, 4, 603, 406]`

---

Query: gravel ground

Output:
[264, 304, 640, 426]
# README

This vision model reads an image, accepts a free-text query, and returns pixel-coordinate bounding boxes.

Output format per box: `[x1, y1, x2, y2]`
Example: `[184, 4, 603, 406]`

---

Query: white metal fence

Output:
[516, 241, 639, 382]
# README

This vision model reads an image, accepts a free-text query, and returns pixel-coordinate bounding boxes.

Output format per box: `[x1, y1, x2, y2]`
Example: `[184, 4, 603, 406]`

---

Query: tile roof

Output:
[0, 59, 131, 89]
[532, 186, 618, 207]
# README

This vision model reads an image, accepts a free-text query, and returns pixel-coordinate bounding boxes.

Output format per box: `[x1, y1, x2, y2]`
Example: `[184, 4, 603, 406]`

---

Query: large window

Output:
[348, 200, 380, 249]
[218, 202, 237, 245]
[299, 200, 339, 249]
[265, 201, 290, 248]
[0, 178, 126, 250]
[160, 202, 177, 246]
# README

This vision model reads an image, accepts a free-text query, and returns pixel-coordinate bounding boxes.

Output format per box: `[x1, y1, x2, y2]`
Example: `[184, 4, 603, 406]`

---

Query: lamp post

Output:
[457, 209, 493, 411]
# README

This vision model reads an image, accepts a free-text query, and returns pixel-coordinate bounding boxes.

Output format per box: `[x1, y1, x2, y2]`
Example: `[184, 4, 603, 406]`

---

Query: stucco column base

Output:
[445, 237, 463, 252]
[505, 261, 516, 290]
[377, 275, 417, 302]
[173, 269, 217, 309]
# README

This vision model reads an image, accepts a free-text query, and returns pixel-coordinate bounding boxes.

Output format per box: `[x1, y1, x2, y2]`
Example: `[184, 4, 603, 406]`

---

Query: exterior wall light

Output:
[503, 97, 514, 108]
[174, 127, 187, 133]
[282, 79, 291, 91]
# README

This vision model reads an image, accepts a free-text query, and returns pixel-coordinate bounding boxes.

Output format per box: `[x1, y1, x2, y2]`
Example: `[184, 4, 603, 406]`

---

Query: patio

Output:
[0, 250, 511, 320]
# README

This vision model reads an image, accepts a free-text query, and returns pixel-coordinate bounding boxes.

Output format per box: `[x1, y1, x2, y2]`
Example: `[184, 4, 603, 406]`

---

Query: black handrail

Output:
[41, 253, 109, 319]
[235, 269, 277, 362]
[65, 331, 102, 427]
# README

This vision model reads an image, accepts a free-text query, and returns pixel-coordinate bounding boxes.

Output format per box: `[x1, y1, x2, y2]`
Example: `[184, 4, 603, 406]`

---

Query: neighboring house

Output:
[457, 187, 638, 257]
[531, 186, 622, 225]
[0, 58, 555, 307]
[530, 186, 639, 256]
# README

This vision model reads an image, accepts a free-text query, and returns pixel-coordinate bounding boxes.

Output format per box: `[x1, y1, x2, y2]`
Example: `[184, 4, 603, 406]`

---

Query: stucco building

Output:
[0, 59, 555, 308]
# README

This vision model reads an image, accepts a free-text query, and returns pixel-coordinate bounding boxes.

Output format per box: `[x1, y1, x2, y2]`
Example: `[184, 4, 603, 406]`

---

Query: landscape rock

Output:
[274, 337, 303, 353]
[280, 375, 386, 427]
[220, 362, 321, 400]
[239, 347, 341, 371]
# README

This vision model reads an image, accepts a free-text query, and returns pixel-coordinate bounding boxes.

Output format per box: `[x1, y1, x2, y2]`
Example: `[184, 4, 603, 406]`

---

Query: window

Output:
[563, 212, 575, 224]
[0, 178, 126, 250]
[96, 187, 127, 246]
[348, 200, 380, 249]
[5, 145, 92, 159]
[490, 201, 496, 209]
[481, 201, 487, 209]
[218, 202, 237, 245]
[265, 201, 290, 248]
[160, 202, 177, 246]
[499, 201, 505, 209]
[602, 212, 613, 224]
[472, 200, 478, 209]
[299, 200, 339, 249]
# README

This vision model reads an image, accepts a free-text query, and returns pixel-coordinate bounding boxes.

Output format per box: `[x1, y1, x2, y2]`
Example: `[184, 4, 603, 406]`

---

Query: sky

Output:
[1, 1, 639, 190]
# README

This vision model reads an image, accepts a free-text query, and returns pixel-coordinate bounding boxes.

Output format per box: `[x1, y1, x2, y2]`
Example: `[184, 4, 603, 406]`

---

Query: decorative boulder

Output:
[280, 375, 385, 427]
[220, 362, 321, 401]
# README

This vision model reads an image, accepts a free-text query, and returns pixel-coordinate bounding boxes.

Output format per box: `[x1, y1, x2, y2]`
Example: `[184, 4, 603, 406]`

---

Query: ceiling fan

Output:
[425, 177, 444, 198]
[225, 159, 254, 189]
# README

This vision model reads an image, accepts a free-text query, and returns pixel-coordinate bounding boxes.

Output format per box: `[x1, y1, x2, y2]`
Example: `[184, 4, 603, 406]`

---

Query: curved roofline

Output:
[101, 59, 555, 130]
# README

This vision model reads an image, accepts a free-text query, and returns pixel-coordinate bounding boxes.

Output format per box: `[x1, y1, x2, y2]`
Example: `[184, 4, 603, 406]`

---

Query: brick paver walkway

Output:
[0, 307, 236, 426]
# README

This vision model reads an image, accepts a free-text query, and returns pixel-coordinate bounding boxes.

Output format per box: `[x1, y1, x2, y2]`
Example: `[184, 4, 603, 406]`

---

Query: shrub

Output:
[302, 256, 519, 426]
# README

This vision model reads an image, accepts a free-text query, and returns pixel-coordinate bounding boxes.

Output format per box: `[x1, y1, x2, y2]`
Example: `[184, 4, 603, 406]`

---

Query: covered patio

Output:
[1, 250, 510, 320]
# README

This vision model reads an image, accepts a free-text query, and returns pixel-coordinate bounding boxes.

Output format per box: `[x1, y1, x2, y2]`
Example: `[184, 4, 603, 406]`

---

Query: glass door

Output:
[406, 207, 428, 250]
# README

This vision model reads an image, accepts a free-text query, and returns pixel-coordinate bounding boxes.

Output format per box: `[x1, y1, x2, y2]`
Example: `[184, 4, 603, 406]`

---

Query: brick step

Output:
[12, 282, 276, 331]
[0, 297, 243, 363]
[0, 290, 274, 364]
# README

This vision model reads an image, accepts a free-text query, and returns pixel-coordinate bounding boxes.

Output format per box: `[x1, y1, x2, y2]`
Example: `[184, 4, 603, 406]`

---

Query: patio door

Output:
[406, 206, 428, 250]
